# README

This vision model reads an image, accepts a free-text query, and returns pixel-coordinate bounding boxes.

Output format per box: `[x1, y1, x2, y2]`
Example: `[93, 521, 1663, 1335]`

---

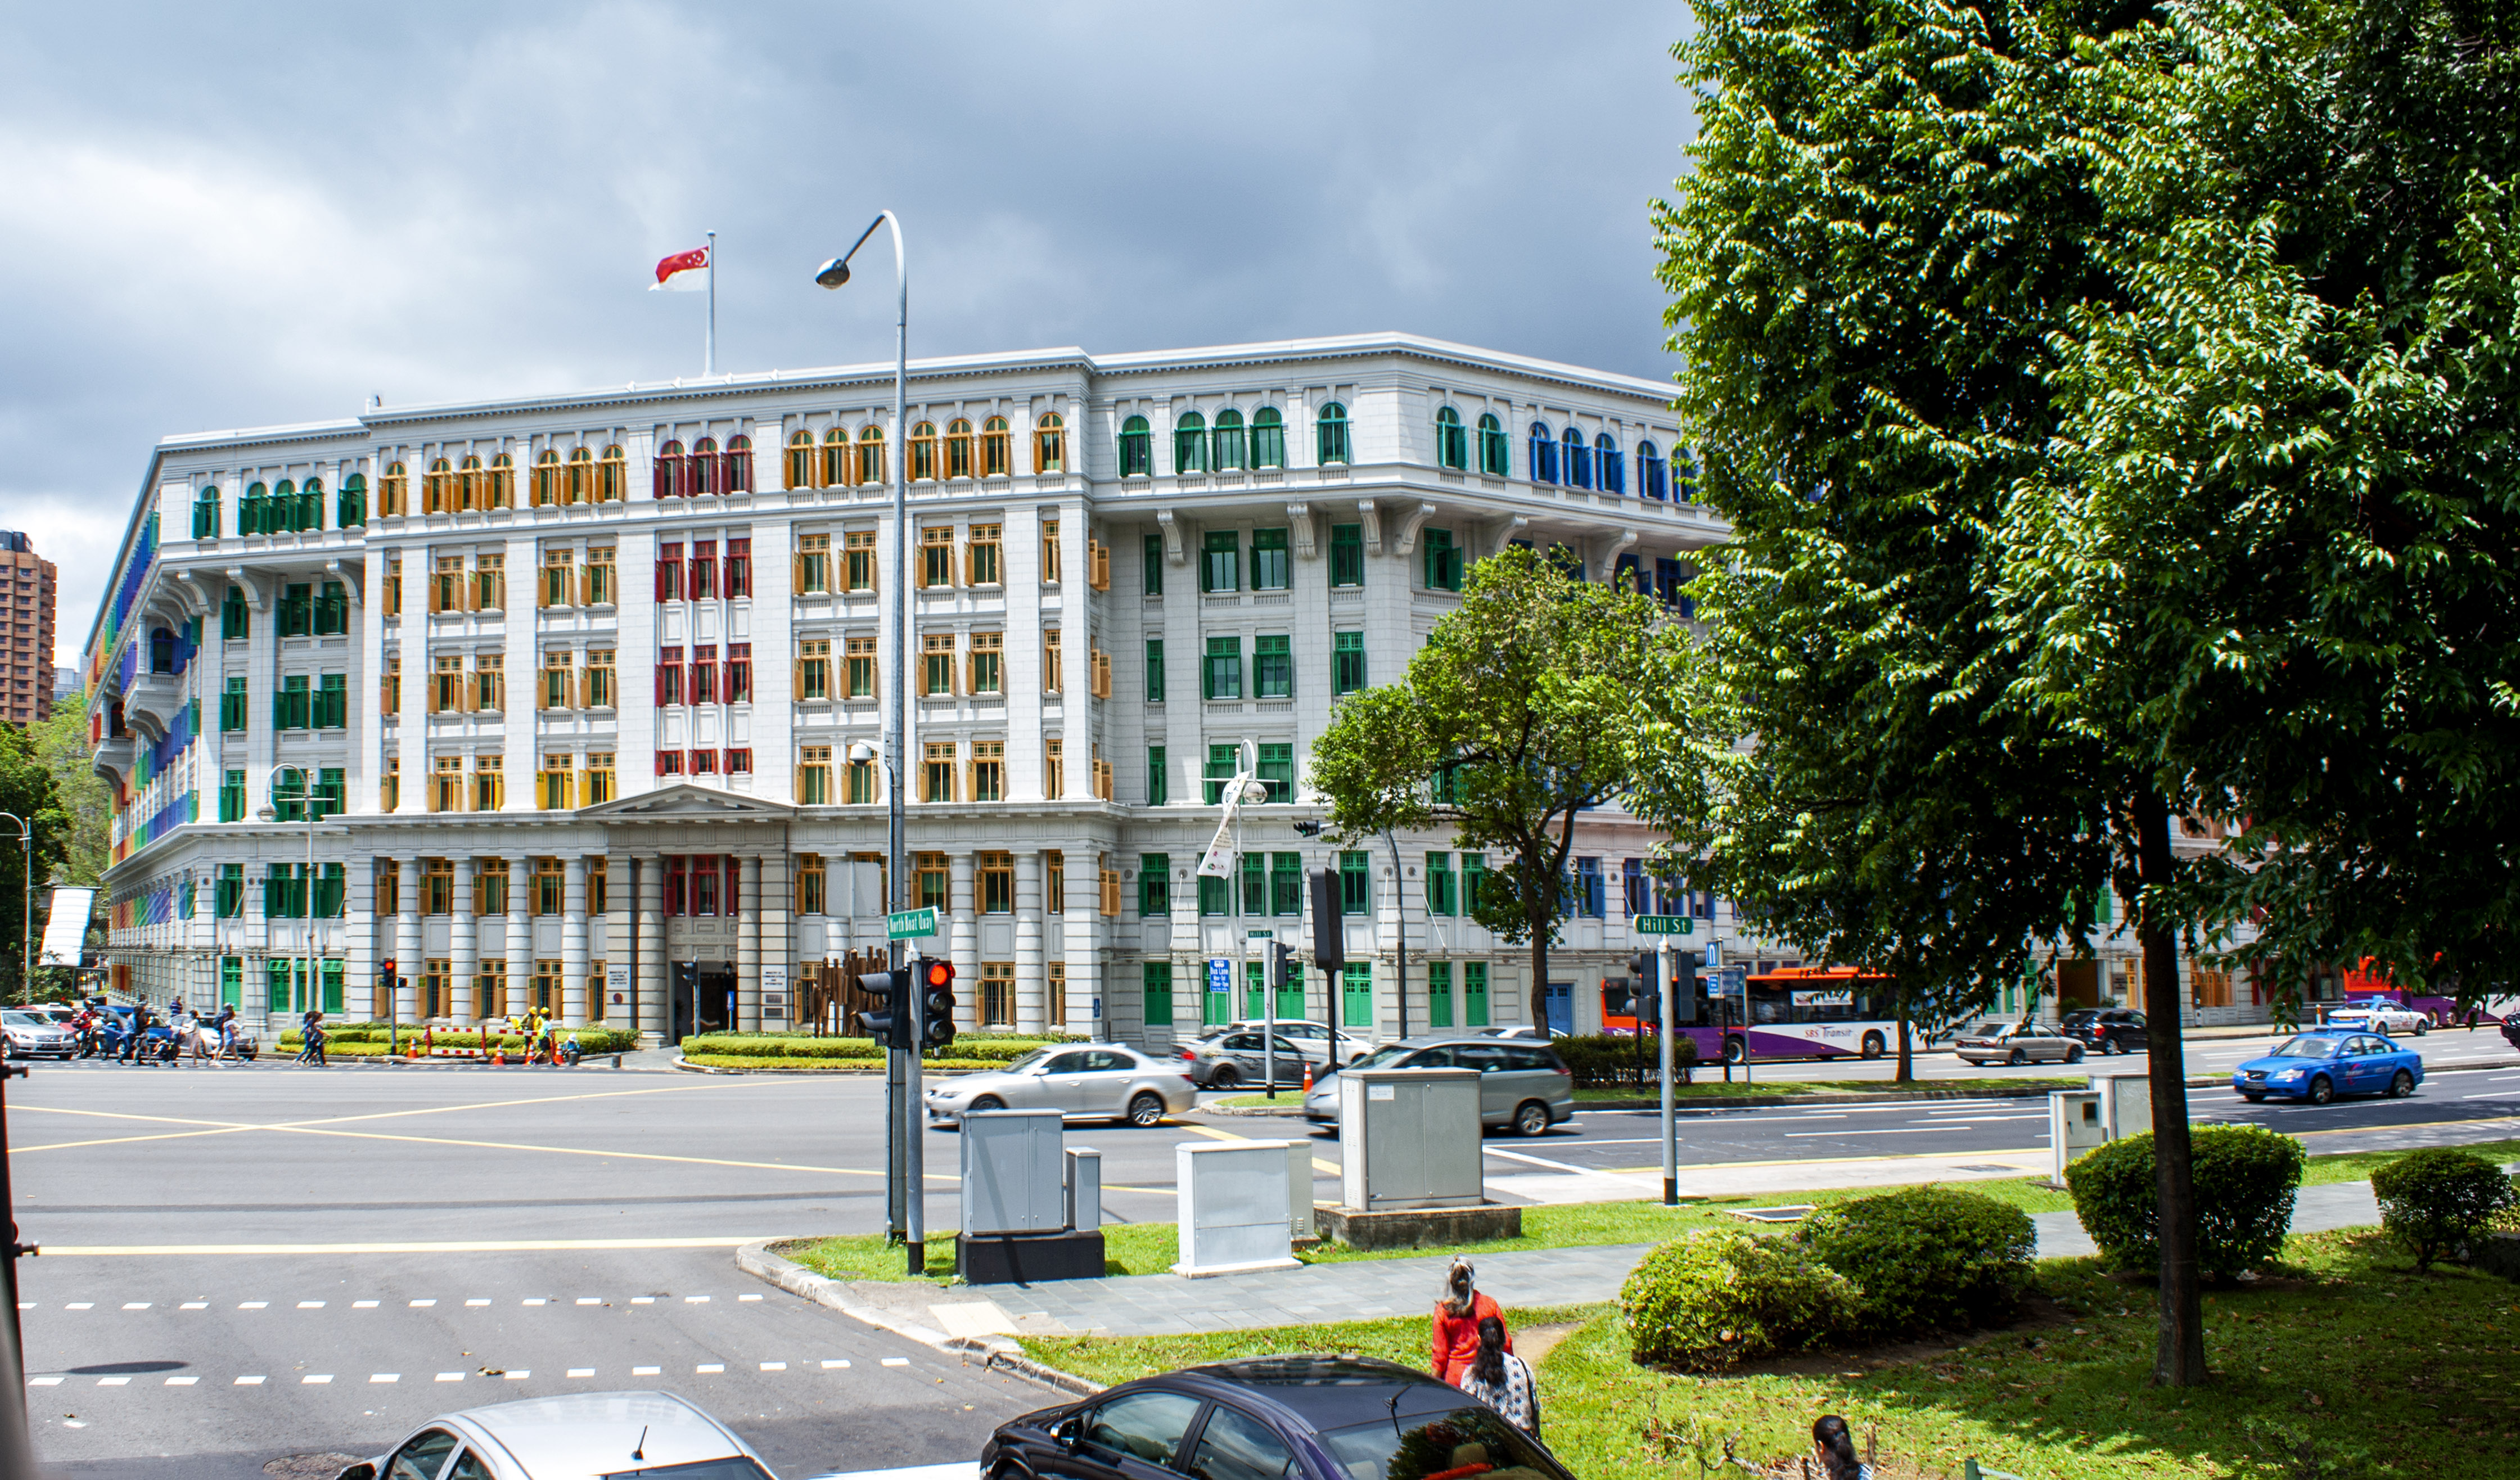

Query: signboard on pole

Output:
[886, 907, 939, 940]
[1633, 915, 1695, 936]
[1206, 958, 1232, 995]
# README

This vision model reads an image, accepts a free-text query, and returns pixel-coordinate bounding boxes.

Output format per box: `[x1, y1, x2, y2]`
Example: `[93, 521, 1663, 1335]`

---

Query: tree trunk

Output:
[1529, 918, 1550, 1031]
[1895, 997, 1913, 1083]
[2134, 788, 2208, 1387]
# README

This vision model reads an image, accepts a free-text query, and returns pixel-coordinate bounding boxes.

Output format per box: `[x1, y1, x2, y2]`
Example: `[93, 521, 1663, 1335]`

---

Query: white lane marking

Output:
[2463, 1089, 2517, 1099]
[238, 1302, 265, 1310]
[303, 1375, 332, 1384]
[1784, 1126, 2022, 1138]
[436, 1373, 464, 1382]
[575, 1297, 601, 1305]
[504, 1370, 530, 1380]
[235, 1375, 264, 1385]
[523, 1298, 547, 1306]
[297, 1301, 324, 1309]
[12, 1303, 26, 1310]
[760, 1361, 787, 1371]
[121, 1302, 150, 1310]
[465, 1298, 491, 1307]
[632, 1296, 656, 1304]
[633, 1365, 661, 1375]
[411, 1299, 436, 1307]
[66, 1302, 93, 1310]
[97, 1377, 129, 1386]
[165, 1375, 197, 1385]
[822, 1359, 850, 1369]
[686, 1296, 710, 1303]
[567, 1368, 596, 1378]
[1481, 1147, 1598, 1174]
[26, 1377, 61, 1387]
[881, 1357, 910, 1367]
[181, 1302, 206, 1310]
[354, 1300, 379, 1308]
[697, 1363, 725, 1373]
[371, 1374, 398, 1383]
[739, 1293, 762, 1302]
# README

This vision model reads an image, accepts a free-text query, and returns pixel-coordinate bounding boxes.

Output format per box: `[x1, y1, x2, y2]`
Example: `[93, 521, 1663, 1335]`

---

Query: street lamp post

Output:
[820, 215, 917, 1262]
[257, 765, 323, 1025]
[0, 814, 29, 1004]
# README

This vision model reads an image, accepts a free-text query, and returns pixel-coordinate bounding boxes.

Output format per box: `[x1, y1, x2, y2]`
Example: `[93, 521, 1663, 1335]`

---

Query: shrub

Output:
[1619, 1230, 1859, 1370]
[1796, 1185, 2035, 1334]
[2064, 1124, 2306, 1278]
[1554, 1033, 1699, 1090]
[2371, 1147, 2520, 1270]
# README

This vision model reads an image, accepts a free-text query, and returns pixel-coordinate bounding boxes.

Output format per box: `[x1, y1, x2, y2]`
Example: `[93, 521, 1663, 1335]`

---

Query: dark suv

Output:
[2061, 1008, 2150, 1057]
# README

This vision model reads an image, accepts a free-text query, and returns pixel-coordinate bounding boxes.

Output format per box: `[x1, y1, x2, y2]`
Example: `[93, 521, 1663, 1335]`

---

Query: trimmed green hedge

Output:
[1619, 1230, 1859, 1371]
[1796, 1185, 2035, 1335]
[2064, 1124, 2306, 1278]
[2372, 1147, 2519, 1270]
[1555, 1033, 1699, 1090]
[678, 1032, 1073, 1062]
[277, 1023, 641, 1054]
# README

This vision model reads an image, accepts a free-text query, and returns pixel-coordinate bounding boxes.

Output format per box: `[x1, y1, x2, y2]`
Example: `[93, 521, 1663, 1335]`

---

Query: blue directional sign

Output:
[1206, 958, 1233, 994]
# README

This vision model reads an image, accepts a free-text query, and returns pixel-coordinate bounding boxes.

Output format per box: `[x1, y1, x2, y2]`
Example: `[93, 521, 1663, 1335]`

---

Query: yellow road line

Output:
[39, 1236, 772, 1257]
[14, 1127, 269, 1154]
[267, 1122, 962, 1182]
[1175, 1120, 1341, 1177]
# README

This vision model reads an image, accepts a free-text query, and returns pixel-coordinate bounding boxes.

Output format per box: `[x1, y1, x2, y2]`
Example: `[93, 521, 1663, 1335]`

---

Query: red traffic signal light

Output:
[918, 957, 957, 1053]
[923, 959, 954, 989]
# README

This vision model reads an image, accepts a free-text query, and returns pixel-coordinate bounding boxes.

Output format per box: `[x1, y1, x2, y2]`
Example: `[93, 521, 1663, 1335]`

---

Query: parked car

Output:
[1181, 1030, 1321, 1089]
[2233, 1031, 2423, 1105]
[924, 1043, 1198, 1127]
[1302, 1035, 1573, 1136]
[1194, 1018, 1371, 1066]
[1, 1009, 78, 1059]
[2319, 998, 2430, 1036]
[2059, 1008, 2150, 1057]
[333, 1391, 772, 1480]
[982, 1354, 1574, 1480]
[1951, 1019, 2086, 1066]
[1472, 1024, 1561, 1041]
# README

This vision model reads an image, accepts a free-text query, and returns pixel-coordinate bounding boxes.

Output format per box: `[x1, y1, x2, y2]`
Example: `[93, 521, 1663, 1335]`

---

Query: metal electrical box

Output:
[2049, 1090, 2106, 1184]
[1339, 1066, 1483, 1211]
[961, 1109, 1065, 1235]
[2090, 1072, 2152, 1143]
[1175, 1140, 1300, 1275]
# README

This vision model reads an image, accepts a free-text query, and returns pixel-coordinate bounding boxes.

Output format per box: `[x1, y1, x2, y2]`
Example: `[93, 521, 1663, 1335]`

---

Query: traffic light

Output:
[859, 967, 914, 1050]
[1310, 869, 1345, 972]
[919, 957, 957, 1054]
[1628, 951, 1661, 995]
[1269, 939, 1296, 991]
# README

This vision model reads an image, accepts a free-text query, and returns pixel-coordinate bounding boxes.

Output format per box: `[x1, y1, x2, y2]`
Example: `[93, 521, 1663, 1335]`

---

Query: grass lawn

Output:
[1021, 1231, 2520, 1478]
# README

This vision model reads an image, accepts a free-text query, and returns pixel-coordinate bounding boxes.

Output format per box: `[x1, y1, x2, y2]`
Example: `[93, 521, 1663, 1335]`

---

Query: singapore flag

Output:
[650, 246, 710, 291]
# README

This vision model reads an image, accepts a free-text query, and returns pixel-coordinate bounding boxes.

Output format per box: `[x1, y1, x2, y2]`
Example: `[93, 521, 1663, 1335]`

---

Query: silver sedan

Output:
[925, 1044, 1198, 1127]
[1951, 1018, 2087, 1066]
[336, 1391, 770, 1479]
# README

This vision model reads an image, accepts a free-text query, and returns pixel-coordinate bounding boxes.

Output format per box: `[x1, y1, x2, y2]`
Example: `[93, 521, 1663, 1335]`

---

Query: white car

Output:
[2323, 1000, 2429, 1036]
[1, 1009, 78, 1059]
[1193, 1018, 1371, 1066]
[336, 1391, 772, 1480]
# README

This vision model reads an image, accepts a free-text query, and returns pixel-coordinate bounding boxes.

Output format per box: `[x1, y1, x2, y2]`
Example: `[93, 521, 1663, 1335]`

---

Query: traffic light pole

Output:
[1658, 941, 1678, 1206]
[903, 958, 925, 1278]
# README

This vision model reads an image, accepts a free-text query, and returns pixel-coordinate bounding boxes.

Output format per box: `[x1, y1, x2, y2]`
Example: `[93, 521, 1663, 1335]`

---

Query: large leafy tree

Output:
[1648, 0, 2231, 1385]
[1308, 547, 1669, 1025]
[0, 716, 72, 1002]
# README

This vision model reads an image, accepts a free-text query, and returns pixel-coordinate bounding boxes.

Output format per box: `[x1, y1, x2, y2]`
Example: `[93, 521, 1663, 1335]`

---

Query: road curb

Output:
[674, 1059, 887, 1076]
[733, 1238, 1104, 1398]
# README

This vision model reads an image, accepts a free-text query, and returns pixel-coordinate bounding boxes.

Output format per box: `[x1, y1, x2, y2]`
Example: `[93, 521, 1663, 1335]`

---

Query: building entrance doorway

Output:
[671, 960, 737, 1043]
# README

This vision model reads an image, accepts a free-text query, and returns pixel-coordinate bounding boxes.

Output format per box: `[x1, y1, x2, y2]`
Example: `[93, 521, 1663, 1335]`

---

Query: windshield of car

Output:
[1344, 1044, 1418, 1072]
[1966, 1021, 2010, 1036]
[1, 1012, 45, 1026]
[1319, 1405, 1565, 1480]
[2269, 1036, 2342, 1059]
[1001, 1048, 1054, 1073]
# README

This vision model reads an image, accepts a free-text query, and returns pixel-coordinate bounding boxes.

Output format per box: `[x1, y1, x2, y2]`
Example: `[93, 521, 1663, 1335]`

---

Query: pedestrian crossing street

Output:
[30, 1355, 921, 1388]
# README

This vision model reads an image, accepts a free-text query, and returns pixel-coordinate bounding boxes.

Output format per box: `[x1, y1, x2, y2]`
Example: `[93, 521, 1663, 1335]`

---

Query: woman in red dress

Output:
[1430, 1257, 1509, 1384]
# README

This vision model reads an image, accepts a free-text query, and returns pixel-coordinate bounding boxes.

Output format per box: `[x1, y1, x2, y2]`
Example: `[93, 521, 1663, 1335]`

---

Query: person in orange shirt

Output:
[1431, 1257, 1509, 1384]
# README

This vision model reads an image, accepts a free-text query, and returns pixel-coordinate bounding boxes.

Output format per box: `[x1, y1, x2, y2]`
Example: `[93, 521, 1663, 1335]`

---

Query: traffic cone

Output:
[1302, 1062, 1314, 1093]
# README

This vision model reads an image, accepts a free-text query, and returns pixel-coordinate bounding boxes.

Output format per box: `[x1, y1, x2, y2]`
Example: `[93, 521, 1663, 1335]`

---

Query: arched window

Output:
[856, 425, 886, 486]
[980, 416, 1011, 477]
[1118, 414, 1152, 477]
[1638, 441, 1667, 500]
[1034, 412, 1065, 474]
[1563, 427, 1591, 489]
[381, 461, 408, 516]
[487, 452, 515, 508]
[1528, 423, 1557, 484]
[423, 459, 454, 514]
[691, 437, 720, 497]
[1251, 406, 1286, 468]
[1596, 433, 1623, 495]
[298, 475, 324, 530]
[533, 449, 562, 507]
[1212, 408, 1246, 471]
[339, 472, 367, 528]
[787, 431, 816, 490]
[1174, 410, 1208, 474]
[242, 479, 270, 533]
[1477, 413, 1510, 477]
[724, 434, 752, 493]
[1435, 406, 1467, 470]
[1674, 446, 1700, 502]
[824, 427, 851, 488]
[272, 479, 299, 533]
[1316, 402, 1350, 466]
[652, 442, 684, 500]
[909, 421, 939, 481]
[598, 446, 626, 502]
[945, 418, 974, 480]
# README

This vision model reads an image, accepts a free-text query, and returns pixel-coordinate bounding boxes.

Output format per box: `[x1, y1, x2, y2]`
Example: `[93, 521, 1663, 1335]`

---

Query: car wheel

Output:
[2307, 1075, 2334, 1106]
[1722, 1036, 1746, 1065]
[2007, 1048, 2026, 1066]
[2389, 1070, 2414, 1099]
[1859, 1032, 1885, 1060]
[2066, 1044, 2085, 1064]
[1210, 1067, 1241, 1090]
[2414, 1021, 2428, 1036]
[1127, 1093, 1166, 1127]
[969, 1095, 1005, 1113]
[1513, 1101, 1550, 1138]
[2240, 1092, 2265, 1103]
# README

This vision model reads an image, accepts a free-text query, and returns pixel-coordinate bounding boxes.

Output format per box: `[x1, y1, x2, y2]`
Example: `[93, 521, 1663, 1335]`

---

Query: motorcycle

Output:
[558, 1033, 583, 1067]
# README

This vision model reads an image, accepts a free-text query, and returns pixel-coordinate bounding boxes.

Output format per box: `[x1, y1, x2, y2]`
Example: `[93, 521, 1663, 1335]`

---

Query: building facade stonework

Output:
[80, 332, 1801, 1046]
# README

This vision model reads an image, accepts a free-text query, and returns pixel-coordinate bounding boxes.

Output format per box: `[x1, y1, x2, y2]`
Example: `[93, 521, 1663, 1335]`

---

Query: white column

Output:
[1065, 845, 1100, 1039]
[449, 855, 476, 1022]
[395, 857, 421, 1023]
[949, 851, 978, 1033]
[737, 854, 761, 1033]
[506, 852, 532, 1020]
[504, 531, 538, 811]
[1013, 850, 1043, 1034]
[561, 854, 589, 1026]
[636, 853, 666, 1046]
[347, 857, 376, 1019]
[759, 850, 790, 1032]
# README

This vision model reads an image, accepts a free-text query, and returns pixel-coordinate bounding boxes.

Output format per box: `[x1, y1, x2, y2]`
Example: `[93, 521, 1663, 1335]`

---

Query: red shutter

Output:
[655, 750, 670, 777]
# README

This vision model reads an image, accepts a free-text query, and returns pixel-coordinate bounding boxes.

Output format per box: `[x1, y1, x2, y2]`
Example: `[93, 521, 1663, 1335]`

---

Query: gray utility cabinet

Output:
[961, 1109, 1065, 1234]
[1340, 1066, 1484, 1211]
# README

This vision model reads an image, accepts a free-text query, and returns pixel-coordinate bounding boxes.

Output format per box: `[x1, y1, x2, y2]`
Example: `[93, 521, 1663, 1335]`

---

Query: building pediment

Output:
[575, 783, 796, 822]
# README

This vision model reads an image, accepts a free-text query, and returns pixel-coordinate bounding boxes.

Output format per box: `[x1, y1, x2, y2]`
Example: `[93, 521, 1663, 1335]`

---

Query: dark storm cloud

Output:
[0, 2, 1693, 646]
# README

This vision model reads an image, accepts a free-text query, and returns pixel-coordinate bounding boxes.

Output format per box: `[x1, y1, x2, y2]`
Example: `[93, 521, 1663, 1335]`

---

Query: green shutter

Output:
[1142, 962, 1174, 1027]
[1427, 960, 1454, 1028]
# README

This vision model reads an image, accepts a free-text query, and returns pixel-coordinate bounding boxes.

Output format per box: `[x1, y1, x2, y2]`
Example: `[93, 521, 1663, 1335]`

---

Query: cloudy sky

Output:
[1, 2, 1696, 664]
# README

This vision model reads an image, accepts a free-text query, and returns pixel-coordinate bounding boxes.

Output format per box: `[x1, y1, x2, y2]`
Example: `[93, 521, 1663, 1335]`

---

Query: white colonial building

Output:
[78, 331, 1818, 1047]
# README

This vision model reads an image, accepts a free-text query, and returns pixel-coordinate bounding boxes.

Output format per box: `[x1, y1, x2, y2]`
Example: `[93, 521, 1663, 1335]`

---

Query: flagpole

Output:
[705, 229, 717, 377]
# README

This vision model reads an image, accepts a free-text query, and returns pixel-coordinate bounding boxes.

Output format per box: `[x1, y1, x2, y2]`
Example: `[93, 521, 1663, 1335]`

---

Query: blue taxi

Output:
[2233, 1031, 2423, 1105]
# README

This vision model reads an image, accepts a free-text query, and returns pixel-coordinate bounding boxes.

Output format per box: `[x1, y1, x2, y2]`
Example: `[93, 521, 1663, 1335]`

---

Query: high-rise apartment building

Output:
[0, 532, 60, 726]
[83, 333, 1800, 1045]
